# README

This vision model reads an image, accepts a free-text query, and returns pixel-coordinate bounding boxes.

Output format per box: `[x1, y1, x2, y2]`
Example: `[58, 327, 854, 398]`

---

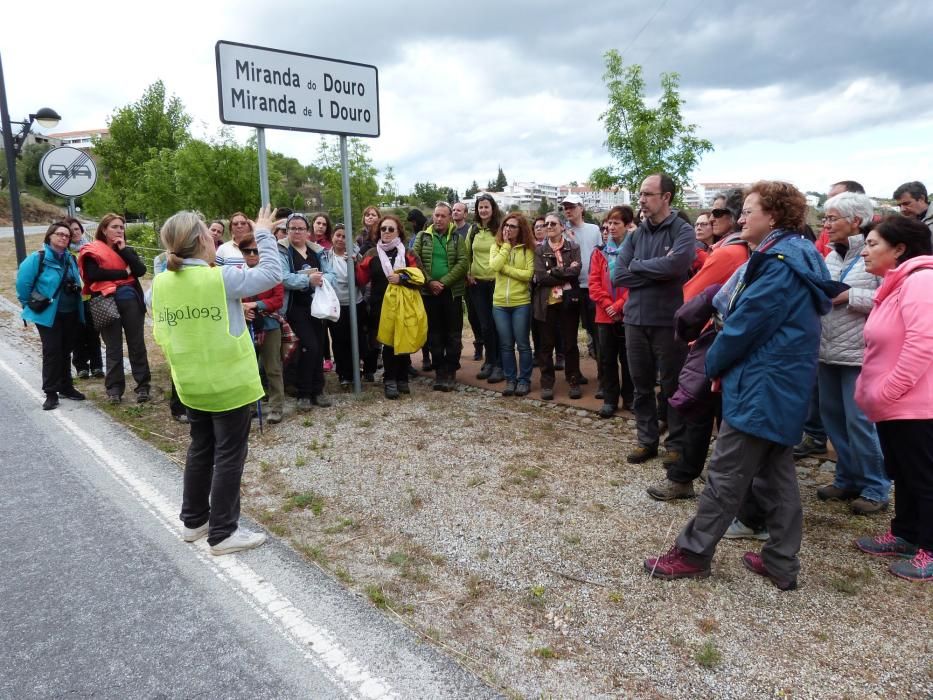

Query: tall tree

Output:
[314, 136, 379, 227]
[494, 167, 508, 192]
[589, 50, 713, 199]
[464, 180, 480, 199]
[379, 165, 398, 206]
[93, 80, 192, 214]
[411, 181, 446, 208]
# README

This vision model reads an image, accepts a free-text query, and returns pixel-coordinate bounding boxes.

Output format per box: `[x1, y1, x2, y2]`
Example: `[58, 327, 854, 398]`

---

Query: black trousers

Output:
[468, 281, 499, 368]
[877, 419, 933, 551]
[537, 300, 580, 389]
[180, 404, 252, 546]
[381, 344, 411, 384]
[464, 284, 483, 352]
[625, 324, 687, 450]
[287, 304, 325, 398]
[328, 301, 368, 382]
[99, 295, 151, 398]
[669, 394, 721, 484]
[595, 322, 633, 407]
[37, 311, 79, 394]
[423, 289, 463, 377]
[71, 301, 102, 373]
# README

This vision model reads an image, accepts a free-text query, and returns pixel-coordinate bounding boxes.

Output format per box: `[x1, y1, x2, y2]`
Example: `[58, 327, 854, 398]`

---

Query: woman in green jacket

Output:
[467, 193, 503, 383]
[490, 213, 536, 397]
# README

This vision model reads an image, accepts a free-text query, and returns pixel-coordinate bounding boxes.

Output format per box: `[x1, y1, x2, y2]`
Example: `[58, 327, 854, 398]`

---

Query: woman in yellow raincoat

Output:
[356, 214, 425, 399]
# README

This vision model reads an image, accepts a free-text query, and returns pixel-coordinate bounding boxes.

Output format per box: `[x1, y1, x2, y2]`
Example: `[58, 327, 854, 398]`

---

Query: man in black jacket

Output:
[612, 173, 695, 467]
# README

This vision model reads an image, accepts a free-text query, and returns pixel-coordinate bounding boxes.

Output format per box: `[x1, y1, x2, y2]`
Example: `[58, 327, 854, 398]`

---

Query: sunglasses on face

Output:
[241, 248, 259, 256]
[544, 221, 561, 228]
[711, 209, 732, 218]
[380, 225, 397, 233]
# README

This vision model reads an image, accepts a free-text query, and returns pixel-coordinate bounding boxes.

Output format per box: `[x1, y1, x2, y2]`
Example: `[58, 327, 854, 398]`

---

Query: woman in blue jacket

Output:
[645, 181, 841, 591]
[16, 222, 87, 410]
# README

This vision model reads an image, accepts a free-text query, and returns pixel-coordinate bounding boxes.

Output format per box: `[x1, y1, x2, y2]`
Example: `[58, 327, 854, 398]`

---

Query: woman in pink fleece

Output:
[854, 216, 933, 582]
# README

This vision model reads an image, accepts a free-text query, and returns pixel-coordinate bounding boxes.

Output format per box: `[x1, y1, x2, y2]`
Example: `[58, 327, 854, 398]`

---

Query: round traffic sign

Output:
[39, 146, 98, 197]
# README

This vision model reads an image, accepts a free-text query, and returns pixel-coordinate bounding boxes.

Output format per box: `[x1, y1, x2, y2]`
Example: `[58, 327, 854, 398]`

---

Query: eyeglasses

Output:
[638, 192, 662, 199]
[822, 215, 844, 224]
[231, 220, 249, 227]
[241, 248, 259, 255]
[502, 223, 519, 231]
[561, 203, 578, 210]
[600, 227, 608, 232]
[287, 227, 308, 232]
[544, 221, 562, 228]
[51, 231, 70, 237]
[380, 225, 397, 233]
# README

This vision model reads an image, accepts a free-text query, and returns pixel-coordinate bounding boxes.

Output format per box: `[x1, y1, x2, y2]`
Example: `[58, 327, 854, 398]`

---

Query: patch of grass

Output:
[322, 517, 357, 535]
[387, 551, 409, 567]
[466, 475, 486, 487]
[608, 590, 624, 604]
[563, 533, 582, 545]
[695, 640, 722, 669]
[358, 418, 374, 428]
[294, 454, 308, 467]
[829, 577, 859, 596]
[297, 543, 327, 565]
[259, 460, 274, 475]
[528, 487, 548, 502]
[521, 467, 541, 480]
[283, 490, 324, 515]
[465, 574, 484, 599]
[302, 417, 313, 427]
[697, 617, 719, 634]
[335, 567, 353, 584]
[424, 627, 441, 642]
[812, 630, 829, 642]
[533, 646, 557, 659]
[525, 585, 546, 608]
[365, 584, 390, 609]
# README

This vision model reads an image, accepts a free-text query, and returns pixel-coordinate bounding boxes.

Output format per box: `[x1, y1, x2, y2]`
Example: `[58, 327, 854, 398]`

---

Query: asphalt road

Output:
[0, 336, 496, 699]
[0, 224, 50, 238]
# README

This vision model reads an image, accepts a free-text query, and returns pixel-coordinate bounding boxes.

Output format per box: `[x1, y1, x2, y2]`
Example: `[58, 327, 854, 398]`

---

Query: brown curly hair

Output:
[744, 181, 807, 230]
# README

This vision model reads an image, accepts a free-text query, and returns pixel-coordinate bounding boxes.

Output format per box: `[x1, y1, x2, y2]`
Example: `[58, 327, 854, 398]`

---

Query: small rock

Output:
[819, 460, 837, 473]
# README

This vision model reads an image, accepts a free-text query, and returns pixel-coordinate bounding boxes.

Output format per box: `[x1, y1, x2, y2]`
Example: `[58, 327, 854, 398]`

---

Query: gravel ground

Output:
[2, 240, 930, 698]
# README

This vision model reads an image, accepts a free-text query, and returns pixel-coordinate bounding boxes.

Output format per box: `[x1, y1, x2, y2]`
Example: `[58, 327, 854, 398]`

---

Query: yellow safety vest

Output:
[152, 265, 263, 412]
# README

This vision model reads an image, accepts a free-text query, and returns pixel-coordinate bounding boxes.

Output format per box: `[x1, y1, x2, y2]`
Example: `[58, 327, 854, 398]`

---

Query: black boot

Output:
[43, 392, 59, 410]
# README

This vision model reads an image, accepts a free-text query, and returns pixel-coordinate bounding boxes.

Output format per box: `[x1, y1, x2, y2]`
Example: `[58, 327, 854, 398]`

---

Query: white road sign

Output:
[215, 41, 380, 138]
[39, 147, 98, 197]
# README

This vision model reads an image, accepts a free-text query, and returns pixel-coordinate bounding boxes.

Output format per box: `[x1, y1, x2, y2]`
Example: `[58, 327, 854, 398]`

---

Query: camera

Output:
[65, 281, 81, 295]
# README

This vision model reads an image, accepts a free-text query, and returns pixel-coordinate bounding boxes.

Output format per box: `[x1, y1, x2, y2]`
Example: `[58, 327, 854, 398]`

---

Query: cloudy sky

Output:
[3, 0, 931, 200]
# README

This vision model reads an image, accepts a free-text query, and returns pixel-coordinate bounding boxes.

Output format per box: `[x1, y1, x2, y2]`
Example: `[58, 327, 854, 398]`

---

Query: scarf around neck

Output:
[376, 238, 407, 278]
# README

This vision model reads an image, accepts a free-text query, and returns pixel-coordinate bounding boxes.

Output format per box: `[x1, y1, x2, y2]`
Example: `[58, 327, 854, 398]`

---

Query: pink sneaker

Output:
[741, 551, 797, 591]
[888, 548, 933, 582]
[323, 360, 334, 372]
[644, 546, 710, 580]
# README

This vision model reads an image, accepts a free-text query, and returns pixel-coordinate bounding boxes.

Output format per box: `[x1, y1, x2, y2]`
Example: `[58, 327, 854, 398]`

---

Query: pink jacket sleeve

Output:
[880, 272, 933, 401]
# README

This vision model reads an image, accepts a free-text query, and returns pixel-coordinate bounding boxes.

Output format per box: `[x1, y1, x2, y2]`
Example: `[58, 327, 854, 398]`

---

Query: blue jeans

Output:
[818, 363, 890, 502]
[493, 304, 532, 383]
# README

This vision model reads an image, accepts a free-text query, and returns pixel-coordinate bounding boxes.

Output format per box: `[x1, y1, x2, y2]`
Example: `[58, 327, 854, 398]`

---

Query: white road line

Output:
[0, 355, 394, 700]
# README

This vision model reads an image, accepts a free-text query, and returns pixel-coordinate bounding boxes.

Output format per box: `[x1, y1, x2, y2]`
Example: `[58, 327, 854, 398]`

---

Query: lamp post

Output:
[0, 51, 61, 266]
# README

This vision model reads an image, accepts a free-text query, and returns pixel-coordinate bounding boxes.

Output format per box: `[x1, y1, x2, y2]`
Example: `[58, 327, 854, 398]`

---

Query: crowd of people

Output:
[15, 177, 933, 577]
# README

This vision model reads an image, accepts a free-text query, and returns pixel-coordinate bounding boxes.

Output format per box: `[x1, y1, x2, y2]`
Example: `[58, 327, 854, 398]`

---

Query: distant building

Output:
[43, 128, 110, 150]
[697, 182, 751, 207]
[557, 185, 631, 211]
[682, 187, 704, 209]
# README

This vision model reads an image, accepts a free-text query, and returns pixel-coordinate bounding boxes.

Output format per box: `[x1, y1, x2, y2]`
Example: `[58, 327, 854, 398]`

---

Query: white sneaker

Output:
[182, 522, 209, 543]
[723, 518, 769, 541]
[210, 528, 267, 556]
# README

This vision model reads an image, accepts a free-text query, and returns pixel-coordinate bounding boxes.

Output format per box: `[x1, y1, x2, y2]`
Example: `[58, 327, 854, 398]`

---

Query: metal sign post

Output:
[215, 40, 379, 394]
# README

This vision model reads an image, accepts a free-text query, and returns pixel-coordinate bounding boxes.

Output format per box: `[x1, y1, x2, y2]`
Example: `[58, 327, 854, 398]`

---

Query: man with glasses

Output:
[216, 212, 253, 268]
[561, 194, 601, 366]
[612, 173, 695, 466]
[412, 202, 469, 391]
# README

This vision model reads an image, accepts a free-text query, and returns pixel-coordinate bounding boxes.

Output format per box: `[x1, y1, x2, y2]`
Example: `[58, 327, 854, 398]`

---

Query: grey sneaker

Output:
[793, 434, 827, 458]
[514, 381, 530, 397]
[182, 522, 209, 543]
[855, 530, 918, 558]
[267, 411, 283, 424]
[311, 393, 332, 407]
[487, 367, 505, 384]
[210, 528, 266, 556]
[297, 397, 312, 411]
[646, 478, 695, 501]
[723, 518, 769, 541]
[502, 380, 516, 397]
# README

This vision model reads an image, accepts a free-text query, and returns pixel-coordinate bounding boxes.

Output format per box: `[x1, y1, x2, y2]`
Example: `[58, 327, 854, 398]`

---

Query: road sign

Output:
[215, 40, 379, 138]
[39, 146, 98, 197]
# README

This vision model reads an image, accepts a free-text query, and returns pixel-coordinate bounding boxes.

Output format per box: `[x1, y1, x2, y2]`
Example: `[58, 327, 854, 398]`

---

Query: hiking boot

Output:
[816, 484, 860, 502]
[42, 393, 59, 411]
[397, 382, 410, 395]
[311, 393, 332, 407]
[173, 413, 189, 423]
[723, 518, 769, 541]
[476, 364, 492, 380]
[662, 450, 682, 467]
[433, 376, 445, 391]
[793, 434, 827, 458]
[541, 387, 554, 401]
[626, 445, 658, 464]
[182, 522, 209, 543]
[472, 343, 483, 361]
[502, 380, 516, 397]
[59, 386, 86, 401]
[598, 403, 616, 419]
[297, 397, 313, 411]
[554, 354, 565, 371]
[888, 549, 933, 582]
[515, 382, 530, 397]
[442, 378, 456, 392]
[421, 360, 433, 372]
[91, 368, 105, 378]
[646, 478, 695, 502]
[855, 531, 918, 558]
[851, 497, 889, 515]
[595, 388, 604, 400]
[384, 382, 400, 400]
[77, 369, 90, 379]
[107, 394, 122, 405]
[136, 387, 150, 404]
[363, 372, 376, 383]
[267, 411, 282, 424]
[742, 551, 797, 591]
[210, 527, 267, 556]
[487, 367, 505, 384]
[644, 546, 710, 580]
[568, 385, 582, 400]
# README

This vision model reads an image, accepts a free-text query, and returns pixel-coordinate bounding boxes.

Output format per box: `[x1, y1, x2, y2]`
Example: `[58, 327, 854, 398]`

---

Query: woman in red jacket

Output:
[589, 206, 632, 418]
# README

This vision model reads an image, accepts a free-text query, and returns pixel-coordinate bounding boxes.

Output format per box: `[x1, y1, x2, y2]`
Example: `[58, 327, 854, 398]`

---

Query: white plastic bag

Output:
[310, 277, 341, 322]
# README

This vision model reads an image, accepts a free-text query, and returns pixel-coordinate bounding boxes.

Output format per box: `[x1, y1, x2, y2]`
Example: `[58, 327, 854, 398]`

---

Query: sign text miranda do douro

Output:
[215, 41, 379, 137]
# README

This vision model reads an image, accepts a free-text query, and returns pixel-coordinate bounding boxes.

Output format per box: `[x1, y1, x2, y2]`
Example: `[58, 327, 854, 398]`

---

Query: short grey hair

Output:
[823, 192, 873, 229]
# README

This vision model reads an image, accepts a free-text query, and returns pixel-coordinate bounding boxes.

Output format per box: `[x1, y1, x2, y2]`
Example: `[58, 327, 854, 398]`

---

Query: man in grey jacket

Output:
[612, 173, 695, 464]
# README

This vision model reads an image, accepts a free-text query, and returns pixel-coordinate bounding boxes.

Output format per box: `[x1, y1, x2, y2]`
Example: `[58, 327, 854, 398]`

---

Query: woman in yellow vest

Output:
[151, 207, 281, 556]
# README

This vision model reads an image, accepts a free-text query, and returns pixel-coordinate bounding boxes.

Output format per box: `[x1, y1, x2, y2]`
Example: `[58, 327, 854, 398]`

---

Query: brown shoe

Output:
[626, 445, 658, 464]
[851, 497, 889, 515]
[661, 450, 682, 466]
[646, 477, 695, 501]
[816, 484, 860, 502]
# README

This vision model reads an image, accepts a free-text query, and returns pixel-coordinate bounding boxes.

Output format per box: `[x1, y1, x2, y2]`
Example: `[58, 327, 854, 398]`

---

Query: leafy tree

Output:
[569, 180, 579, 187]
[21, 143, 53, 188]
[292, 192, 305, 211]
[411, 181, 446, 208]
[589, 50, 713, 200]
[379, 165, 398, 206]
[94, 80, 191, 214]
[487, 167, 508, 192]
[464, 180, 480, 199]
[537, 197, 551, 216]
[446, 188, 459, 204]
[314, 136, 379, 226]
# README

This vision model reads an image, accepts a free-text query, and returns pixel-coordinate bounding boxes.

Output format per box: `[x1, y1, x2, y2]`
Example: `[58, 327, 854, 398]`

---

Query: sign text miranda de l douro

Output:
[215, 41, 379, 137]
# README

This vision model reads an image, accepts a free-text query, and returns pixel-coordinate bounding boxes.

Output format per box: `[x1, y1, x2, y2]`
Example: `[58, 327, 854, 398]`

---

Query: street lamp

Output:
[0, 51, 62, 265]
